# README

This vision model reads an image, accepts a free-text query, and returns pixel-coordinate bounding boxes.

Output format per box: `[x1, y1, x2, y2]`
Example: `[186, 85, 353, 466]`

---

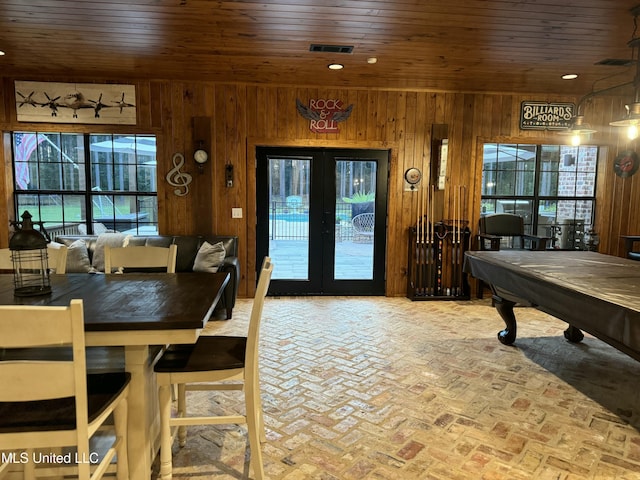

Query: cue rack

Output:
[407, 184, 471, 300]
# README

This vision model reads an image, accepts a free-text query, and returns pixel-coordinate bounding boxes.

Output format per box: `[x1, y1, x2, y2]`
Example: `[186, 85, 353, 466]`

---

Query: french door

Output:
[256, 147, 388, 295]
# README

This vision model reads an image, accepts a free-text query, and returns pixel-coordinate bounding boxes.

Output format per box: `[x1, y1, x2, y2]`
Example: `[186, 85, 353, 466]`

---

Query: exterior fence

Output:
[269, 201, 357, 241]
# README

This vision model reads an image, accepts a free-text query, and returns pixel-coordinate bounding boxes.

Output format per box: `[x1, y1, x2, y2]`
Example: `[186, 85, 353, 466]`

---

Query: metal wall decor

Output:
[15, 81, 136, 124]
[166, 153, 193, 196]
[520, 101, 575, 130]
[614, 150, 639, 177]
[296, 98, 353, 133]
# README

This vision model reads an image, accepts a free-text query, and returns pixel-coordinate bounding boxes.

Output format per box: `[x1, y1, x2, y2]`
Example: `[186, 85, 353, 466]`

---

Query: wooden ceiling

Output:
[1, 0, 640, 96]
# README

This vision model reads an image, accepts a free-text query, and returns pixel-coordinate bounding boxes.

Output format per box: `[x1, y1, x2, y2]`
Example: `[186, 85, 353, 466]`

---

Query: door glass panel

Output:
[335, 160, 376, 280]
[268, 157, 310, 280]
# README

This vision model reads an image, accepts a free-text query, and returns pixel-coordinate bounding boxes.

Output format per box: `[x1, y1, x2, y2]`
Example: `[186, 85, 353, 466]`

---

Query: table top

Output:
[0, 272, 229, 332]
[464, 250, 640, 312]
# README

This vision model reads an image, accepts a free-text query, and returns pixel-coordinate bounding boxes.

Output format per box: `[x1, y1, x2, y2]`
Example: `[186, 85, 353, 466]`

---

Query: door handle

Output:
[322, 211, 332, 235]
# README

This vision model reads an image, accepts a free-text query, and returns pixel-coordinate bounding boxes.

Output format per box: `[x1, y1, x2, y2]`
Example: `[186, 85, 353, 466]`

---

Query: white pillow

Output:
[193, 241, 226, 273]
[65, 239, 92, 273]
[92, 233, 126, 272]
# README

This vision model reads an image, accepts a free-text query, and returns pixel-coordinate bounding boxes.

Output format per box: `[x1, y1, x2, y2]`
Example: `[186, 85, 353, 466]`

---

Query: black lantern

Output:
[9, 211, 52, 296]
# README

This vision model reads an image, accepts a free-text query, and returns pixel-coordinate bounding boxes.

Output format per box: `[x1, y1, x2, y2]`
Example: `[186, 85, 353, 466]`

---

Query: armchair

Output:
[621, 235, 640, 261]
[478, 213, 549, 251]
[476, 213, 550, 298]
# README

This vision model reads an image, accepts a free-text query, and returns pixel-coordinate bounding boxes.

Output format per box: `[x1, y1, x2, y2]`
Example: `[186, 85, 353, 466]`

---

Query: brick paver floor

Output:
[153, 296, 640, 479]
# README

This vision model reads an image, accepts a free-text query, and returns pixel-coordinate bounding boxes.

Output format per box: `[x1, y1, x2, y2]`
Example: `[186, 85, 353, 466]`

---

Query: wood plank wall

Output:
[1, 78, 638, 297]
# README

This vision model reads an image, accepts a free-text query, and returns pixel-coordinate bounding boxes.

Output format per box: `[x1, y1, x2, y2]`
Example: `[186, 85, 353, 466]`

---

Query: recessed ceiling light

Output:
[0, 51, 5, 56]
[328, 63, 344, 70]
[367, 57, 377, 64]
[562, 73, 578, 80]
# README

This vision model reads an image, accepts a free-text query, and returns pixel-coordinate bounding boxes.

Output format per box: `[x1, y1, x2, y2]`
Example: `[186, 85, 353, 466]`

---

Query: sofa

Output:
[55, 234, 239, 319]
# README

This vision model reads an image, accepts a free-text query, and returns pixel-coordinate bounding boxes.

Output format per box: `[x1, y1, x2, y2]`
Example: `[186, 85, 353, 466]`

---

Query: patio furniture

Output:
[154, 258, 273, 480]
[352, 212, 375, 242]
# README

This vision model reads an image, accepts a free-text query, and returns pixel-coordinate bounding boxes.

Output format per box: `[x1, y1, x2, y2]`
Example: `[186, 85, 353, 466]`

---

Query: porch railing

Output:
[269, 201, 355, 241]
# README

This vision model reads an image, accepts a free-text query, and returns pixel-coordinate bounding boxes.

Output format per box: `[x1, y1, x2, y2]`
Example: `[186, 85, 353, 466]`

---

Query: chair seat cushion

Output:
[0, 372, 130, 433]
[154, 336, 246, 373]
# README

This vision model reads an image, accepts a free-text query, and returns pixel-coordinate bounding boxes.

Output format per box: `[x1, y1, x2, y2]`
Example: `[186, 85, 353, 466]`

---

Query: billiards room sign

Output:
[520, 101, 575, 130]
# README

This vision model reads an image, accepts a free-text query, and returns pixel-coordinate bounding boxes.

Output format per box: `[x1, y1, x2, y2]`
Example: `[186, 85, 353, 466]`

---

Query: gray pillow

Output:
[65, 239, 92, 273]
[193, 241, 226, 273]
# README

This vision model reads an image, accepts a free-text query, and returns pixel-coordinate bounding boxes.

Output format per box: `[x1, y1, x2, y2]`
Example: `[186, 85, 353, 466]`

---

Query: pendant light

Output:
[609, 9, 640, 139]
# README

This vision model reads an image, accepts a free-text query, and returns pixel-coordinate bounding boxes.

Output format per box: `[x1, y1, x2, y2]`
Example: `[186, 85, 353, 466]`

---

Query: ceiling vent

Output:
[595, 58, 636, 66]
[309, 44, 354, 54]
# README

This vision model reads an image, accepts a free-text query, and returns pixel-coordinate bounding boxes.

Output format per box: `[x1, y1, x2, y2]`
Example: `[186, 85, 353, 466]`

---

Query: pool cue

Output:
[430, 184, 435, 295]
[417, 178, 423, 296]
[455, 185, 461, 295]
[454, 184, 459, 296]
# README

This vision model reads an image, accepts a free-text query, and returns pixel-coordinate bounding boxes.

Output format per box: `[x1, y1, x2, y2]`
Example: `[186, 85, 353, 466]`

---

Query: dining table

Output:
[0, 271, 230, 480]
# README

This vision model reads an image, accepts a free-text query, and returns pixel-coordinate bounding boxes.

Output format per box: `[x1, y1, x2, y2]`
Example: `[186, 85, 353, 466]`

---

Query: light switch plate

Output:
[232, 208, 243, 218]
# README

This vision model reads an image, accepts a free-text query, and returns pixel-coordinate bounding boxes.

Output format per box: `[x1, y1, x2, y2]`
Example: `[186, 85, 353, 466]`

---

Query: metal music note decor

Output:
[166, 153, 193, 196]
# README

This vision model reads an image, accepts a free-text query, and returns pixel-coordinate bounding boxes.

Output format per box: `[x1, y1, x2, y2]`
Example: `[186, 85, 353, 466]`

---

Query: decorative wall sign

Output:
[166, 153, 193, 196]
[614, 150, 639, 178]
[520, 101, 575, 130]
[296, 98, 353, 133]
[14, 81, 136, 125]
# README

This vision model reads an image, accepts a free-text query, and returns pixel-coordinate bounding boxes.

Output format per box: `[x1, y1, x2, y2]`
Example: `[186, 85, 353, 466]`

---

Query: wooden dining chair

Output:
[154, 257, 274, 480]
[104, 244, 177, 274]
[0, 248, 11, 271]
[0, 300, 131, 480]
[47, 242, 69, 274]
[0, 244, 67, 274]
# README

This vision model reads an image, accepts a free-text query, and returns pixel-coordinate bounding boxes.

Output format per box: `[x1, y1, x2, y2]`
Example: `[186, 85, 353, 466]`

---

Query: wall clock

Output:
[194, 149, 208, 165]
[404, 167, 422, 185]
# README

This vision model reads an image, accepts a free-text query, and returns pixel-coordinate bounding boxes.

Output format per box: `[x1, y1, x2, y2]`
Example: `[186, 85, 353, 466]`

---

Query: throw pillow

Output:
[92, 232, 126, 273]
[193, 241, 226, 273]
[65, 239, 92, 273]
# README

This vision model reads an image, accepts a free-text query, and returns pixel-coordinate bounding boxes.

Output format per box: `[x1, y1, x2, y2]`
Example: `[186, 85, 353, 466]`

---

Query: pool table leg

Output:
[564, 325, 584, 343]
[492, 294, 517, 345]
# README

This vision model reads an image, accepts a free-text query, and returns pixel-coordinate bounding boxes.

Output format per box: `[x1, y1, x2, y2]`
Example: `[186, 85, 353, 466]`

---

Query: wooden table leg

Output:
[124, 345, 157, 480]
[492, 294, 517, 345]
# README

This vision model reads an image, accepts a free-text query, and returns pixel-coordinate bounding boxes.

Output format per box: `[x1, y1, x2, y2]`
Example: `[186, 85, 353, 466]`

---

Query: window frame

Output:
[11, 131, 158, 236]
[481, 142, 598, 250]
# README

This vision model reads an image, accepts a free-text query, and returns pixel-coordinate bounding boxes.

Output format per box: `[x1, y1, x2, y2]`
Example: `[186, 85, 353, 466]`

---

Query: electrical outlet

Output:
[232, 208, 243, 219]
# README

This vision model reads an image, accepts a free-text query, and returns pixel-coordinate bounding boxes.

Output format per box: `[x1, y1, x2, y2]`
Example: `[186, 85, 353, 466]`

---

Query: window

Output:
[481, 143, 598, 249]
[12, 132, 157, 237]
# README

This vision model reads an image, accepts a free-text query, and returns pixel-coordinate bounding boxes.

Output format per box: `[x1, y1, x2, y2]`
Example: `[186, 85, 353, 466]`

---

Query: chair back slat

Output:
[1, 362, 76, 401]
[479, 213, 524, 237]
[0, 300, 86, 404]
[0, 248, 12, 270]
[105, 244, 177, 273]
[245, 257, 273, 371]
[47, 243, 68, 274]
[0, 298, 130, 480]
[0, 245, 67, 274]
[0, 306, 74, 347]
